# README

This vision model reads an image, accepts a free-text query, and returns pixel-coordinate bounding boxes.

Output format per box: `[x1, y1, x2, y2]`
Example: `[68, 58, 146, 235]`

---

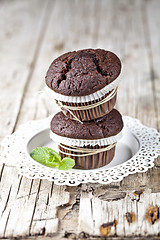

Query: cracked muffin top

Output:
[45, 49, 121, 96]
[51, 109, 123, 139]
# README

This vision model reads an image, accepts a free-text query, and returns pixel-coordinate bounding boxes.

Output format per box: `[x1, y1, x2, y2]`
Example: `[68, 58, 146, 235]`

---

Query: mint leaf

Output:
[58, 157, 75, 171]
[30, 147, 61, 168]
[30, 147, 75, 170]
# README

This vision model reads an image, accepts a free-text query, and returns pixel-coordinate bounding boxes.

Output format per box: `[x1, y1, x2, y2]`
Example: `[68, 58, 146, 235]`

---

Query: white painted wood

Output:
[0, 0, 159, 239]
[146, 0, 160, 130]
[0, 0, 51, 140]
[79, 190, 160, 236]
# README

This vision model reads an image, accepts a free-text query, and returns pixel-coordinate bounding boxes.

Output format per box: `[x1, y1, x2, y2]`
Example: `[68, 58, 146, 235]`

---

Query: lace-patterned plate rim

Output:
[0, 115, 160, 186]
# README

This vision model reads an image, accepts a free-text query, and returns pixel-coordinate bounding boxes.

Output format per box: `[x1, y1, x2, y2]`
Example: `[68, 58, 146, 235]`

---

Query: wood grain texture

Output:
[0, 0, 160, 238]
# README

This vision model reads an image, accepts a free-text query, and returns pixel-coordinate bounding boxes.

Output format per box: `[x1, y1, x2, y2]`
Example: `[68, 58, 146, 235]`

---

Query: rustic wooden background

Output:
[0, 0, 160, 239]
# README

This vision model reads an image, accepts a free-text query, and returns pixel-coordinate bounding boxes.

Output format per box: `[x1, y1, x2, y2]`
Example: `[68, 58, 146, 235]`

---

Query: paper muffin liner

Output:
[46, 76, 121, 103]
[50, 130, 122, 147]
[61, 90, 117, 122]
[58, 144, 116, 170]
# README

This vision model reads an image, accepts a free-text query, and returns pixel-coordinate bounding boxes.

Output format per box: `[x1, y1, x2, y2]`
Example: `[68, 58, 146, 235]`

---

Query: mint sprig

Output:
[30, 147, 75, 171]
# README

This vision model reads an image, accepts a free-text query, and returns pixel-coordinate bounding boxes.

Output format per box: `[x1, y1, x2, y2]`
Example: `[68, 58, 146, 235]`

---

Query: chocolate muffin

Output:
[46, 49, 121, 122]
[50, 109, 123, 170]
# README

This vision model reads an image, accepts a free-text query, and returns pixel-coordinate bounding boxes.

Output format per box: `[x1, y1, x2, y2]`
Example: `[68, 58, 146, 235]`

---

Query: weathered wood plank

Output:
[78, 190, 160, 236]
[145, 0, 160, 131]
[0, 0, 52, 140]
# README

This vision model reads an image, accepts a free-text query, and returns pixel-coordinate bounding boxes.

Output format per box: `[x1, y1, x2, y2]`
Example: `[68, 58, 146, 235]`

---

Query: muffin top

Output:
[51, 109, 123, 140]
[46, 49, 121, 96]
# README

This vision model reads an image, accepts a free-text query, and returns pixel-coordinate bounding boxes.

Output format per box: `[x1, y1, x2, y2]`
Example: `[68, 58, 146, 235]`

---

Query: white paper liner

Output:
[46, 77, 121, 103]
[50, 130, 123, 147]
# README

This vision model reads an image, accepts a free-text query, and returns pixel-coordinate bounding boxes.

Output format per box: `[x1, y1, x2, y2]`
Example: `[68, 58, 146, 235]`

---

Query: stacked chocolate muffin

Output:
[45, 49, 123, 169]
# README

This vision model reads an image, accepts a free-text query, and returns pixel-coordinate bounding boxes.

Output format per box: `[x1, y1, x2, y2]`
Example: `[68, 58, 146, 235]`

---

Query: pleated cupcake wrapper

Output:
[46, 76, 121, 103]
[50, 130, 122, 147]
[59, 89, 117, 122]
[58, 142, 116, 157]
[59, 144, 116, 170]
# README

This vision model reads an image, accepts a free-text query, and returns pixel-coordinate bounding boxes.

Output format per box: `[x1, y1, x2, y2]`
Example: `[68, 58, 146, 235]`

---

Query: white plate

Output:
[1, 116, 160, 186]
[27, 128, 140, 171]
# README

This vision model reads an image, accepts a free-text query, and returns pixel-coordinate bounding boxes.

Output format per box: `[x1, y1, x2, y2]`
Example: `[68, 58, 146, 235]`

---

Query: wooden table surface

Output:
[0, 0, 160, 239]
